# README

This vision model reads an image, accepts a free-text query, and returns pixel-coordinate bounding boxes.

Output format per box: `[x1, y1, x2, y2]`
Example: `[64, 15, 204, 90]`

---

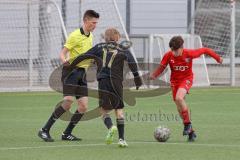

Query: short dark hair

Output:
[83, 10, 100, 20]
[169, 36, 184, 50]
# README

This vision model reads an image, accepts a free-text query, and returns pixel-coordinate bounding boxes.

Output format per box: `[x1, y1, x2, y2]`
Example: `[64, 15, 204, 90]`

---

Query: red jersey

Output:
[152, 48, 221, 84]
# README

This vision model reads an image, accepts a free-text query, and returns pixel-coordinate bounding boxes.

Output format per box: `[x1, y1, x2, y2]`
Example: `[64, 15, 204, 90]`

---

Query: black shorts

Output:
[98, 78, 124, 110]
[62, 66, 88, 99]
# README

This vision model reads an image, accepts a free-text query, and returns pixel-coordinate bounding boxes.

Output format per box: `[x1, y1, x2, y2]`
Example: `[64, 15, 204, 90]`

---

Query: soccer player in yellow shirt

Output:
[38, 10, 99, 142]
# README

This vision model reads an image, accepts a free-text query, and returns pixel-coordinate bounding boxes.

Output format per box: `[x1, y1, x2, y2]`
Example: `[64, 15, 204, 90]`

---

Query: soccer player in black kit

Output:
[70, 28, 142, 147]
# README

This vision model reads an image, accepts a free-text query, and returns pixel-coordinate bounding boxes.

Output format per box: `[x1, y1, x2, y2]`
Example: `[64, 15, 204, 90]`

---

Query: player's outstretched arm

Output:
[126, 51, 142, 90]
[150, 65, 166, 80]
[150, 52, 170, 80]
[70, 45, 102, 67]
[189, 48, 223, 64]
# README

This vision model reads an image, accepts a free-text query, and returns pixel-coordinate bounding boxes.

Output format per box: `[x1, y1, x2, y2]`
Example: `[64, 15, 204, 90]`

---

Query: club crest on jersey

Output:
[185, 58, 190, 63]
[186, 80, 191, 84]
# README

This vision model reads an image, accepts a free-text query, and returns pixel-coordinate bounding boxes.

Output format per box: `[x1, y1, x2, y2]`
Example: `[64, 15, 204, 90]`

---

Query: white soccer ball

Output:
[154, 126, 170, 142]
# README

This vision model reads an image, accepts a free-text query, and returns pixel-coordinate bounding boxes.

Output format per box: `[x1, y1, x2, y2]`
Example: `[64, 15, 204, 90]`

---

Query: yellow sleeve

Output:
[64, 32, 76, 50]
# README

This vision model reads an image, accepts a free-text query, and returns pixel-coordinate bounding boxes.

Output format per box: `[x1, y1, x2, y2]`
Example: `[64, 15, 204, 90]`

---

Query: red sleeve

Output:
[188, 48, 221, 63]
[151, 52, 170, 78]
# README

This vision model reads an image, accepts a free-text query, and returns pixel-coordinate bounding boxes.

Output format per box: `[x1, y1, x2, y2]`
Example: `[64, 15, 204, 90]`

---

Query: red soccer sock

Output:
[181, 108, 191, 125]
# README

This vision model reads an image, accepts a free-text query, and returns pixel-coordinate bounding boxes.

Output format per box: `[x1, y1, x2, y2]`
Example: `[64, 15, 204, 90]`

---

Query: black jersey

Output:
[71, 42, 141, 84]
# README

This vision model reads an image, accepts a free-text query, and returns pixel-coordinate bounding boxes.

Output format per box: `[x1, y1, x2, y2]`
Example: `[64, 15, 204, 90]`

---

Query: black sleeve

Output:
[126, 50, 139, 77]
[70, 45, 102, 67]
[126, 50, 142, 88]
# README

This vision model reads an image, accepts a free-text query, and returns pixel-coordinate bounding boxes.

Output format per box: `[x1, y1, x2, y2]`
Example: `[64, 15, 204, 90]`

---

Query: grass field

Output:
[0, 87, 240, 160]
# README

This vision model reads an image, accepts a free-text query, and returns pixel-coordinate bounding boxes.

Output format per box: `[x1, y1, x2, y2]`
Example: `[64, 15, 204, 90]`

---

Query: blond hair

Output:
[104, 28, 120, 42]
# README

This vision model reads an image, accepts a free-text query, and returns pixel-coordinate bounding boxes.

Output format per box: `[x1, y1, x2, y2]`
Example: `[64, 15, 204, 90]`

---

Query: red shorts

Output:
[171, 79, 193, 100]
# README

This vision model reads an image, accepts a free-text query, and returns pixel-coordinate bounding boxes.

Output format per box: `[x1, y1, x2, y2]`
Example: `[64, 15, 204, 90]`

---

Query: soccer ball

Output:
[154, 126, 170, 142]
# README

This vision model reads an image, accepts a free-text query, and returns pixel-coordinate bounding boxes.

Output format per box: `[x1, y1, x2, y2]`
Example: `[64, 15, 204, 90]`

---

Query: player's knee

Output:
[101, 108, 110, 113]
[77, 106, 87, 113]
[77, 97, 88, 113]
[117, 115, 124, 119]
[62, 99, 73, 110]
[77, 103, 88, 113]
[175, 96, 184, 103]
[102, 113, 111, 120]
[116, 110, 124, 119]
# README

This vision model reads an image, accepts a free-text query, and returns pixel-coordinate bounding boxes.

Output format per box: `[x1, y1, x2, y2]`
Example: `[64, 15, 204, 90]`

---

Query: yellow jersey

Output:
[64, 28, 93, 68]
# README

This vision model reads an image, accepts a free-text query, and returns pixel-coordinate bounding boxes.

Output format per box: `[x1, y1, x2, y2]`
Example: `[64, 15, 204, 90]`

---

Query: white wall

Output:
[130, 0, 188, 34]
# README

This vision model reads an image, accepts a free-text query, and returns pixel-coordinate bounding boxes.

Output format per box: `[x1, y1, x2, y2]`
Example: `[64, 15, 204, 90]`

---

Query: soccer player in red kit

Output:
[150, 36, 223, 141]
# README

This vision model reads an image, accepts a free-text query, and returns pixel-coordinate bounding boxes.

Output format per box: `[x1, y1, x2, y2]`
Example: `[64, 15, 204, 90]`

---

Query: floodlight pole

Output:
[230, 0, 235, 86]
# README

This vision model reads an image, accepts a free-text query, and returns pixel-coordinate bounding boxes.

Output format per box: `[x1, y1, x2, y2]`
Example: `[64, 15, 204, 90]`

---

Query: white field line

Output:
[0, 143, 105, 151]
[1, 141, 240, 151]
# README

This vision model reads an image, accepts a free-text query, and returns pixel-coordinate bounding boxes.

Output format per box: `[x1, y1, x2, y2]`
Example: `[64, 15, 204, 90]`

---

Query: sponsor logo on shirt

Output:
[186, 80, 191, 84]
[185, 58, 190, 63]
[173, 66, 189, 71]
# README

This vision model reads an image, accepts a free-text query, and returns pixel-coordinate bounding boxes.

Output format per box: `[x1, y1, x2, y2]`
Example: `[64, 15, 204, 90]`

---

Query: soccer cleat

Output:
[118, 139, 128, 148]
[61, 133, 82, 141]
[38, 128, 54, 142]
[105, 126, 117, 144]
[183, 123, 194, 136]
[188, 131, 197, 142]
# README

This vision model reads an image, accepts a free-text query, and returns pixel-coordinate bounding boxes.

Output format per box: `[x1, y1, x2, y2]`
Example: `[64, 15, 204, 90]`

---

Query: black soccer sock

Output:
[64, 110, 84, 134]
[42, 105, 66, 131]
[117, 118, 124, 140]
[103, 116, 113, 129]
